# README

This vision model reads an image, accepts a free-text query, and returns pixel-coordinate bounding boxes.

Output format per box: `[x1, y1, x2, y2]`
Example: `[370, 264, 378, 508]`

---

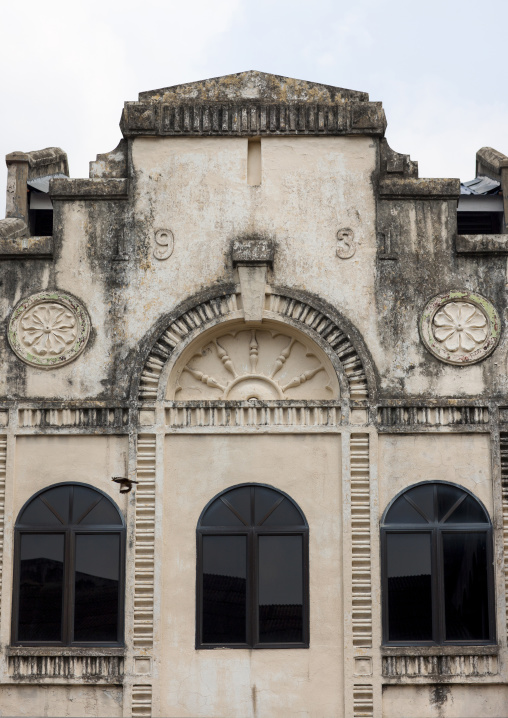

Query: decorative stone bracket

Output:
[232, 237, 274, 323]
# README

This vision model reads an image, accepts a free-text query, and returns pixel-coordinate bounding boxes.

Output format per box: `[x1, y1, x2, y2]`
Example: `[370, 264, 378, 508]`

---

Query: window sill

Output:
[6, 647, 125, 682]
[381, 644, 498, 657]
[381, 645, 499, 679]
[7, 646, 125, 657]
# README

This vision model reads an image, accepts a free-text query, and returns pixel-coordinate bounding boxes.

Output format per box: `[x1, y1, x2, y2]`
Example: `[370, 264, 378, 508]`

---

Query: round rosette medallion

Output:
[419, 290, 500, 365]
[8, 291, 91, 369]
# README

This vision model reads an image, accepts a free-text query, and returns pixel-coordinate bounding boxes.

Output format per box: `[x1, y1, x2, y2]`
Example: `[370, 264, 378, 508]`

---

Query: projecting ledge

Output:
[379, 177, 460, 200]
[456, 234, 508, 253]
[49, 178, 129, 200]
[0, 236, 53, 258]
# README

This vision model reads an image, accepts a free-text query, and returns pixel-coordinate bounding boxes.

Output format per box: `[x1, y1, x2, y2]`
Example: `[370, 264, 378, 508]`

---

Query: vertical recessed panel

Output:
[18, 533, 64, 641]
[386, 532, 432, 641]
[258, 535, 303, 643]
[443, 532, 490, 641]
[247, 139, 261, 186]
[202, 535, 247, 644]
[74, 534, 120, 642]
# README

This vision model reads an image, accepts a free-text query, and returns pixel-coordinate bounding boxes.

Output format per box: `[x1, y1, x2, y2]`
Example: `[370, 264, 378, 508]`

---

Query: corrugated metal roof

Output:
[27, 173, 67, 194]
[460, 175, 501, 195]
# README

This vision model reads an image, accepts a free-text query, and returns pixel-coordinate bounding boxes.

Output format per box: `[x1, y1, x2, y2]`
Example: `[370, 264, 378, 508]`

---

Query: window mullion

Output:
[434, 526, 445, 644]
[248, 528, 258, 647]
[65, 529, 76, 645]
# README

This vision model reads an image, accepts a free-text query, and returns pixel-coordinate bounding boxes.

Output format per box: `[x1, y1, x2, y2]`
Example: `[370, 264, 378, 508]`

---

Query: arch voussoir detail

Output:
[137, 289, 370, 402]
[266, 293, 368, 401]
[138, 293, 239, 400]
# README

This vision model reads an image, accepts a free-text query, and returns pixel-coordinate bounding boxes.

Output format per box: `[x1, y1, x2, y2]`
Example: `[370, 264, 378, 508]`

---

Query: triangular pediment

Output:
[139, 70, 369, 105]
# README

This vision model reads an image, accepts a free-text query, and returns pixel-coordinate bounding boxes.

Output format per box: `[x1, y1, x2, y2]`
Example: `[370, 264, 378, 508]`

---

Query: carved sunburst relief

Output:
[169, 325, 340, 400]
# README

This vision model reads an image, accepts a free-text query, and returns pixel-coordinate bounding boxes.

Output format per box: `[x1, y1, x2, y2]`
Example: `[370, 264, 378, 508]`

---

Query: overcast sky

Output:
[1, 0, 507, 210]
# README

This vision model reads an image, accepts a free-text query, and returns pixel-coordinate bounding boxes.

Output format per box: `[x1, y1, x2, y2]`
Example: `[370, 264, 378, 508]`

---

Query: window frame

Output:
[11, 482, 126, 648]
[196, 483, 309, 650]
[381, 480, 496, 647]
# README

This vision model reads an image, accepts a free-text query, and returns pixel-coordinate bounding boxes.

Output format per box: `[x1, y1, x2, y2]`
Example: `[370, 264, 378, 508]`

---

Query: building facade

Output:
[0, 71, 507, 717]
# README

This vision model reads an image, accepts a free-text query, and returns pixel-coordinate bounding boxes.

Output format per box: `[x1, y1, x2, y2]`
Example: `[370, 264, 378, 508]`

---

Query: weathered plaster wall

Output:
[161, 433, 342, 718]
[376, 196, 508, 398]
[129, 135, 380, 370]
[13, 435, 128, 514]
[378, 433, 492, 515]
[382, 684, 508, 718]
[0, 684, 123, 717]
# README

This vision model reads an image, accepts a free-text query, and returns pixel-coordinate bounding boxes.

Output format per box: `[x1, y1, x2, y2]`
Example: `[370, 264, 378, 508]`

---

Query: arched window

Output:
[381, 481, 495, 645]
[12, 483, 125, 646]
[196, 484, 309, 648]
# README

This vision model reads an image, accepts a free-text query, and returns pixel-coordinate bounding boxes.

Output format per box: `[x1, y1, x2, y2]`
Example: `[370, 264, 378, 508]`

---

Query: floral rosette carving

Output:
[8, 291, 90, 369]
[419, 291, 500, 365]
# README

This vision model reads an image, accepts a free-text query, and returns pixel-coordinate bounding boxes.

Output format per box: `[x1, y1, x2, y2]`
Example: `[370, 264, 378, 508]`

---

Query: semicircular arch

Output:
[134, 285, 376, 403]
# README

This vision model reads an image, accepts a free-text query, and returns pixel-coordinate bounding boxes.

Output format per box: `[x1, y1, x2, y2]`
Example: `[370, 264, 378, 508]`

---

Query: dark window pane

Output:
[262, 498, 304, 526]
[223, 487, 251, 525]
[445, 495, 489, 524]
[19, 497, 63, 526]
[457, 211, 502, 235]
[258, 535, 303, 643]
[32, 209, 53, 235]
[437, 484, 465, 522]
[79, 498, 122, 525]
[18, 534, 64, 641]
[74, 534, 120, 642]
[202, 536, 246, 643]
[443, 532, 490, 641]
[254, 486, 283, 525]
[72, 486, 103, 523]
[42, 486, 71, 524]
[406, 484, 435, 522]
[385, 496, 428, 525]
[386, 533, 432, 641]
[201, 499, 245, 527]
